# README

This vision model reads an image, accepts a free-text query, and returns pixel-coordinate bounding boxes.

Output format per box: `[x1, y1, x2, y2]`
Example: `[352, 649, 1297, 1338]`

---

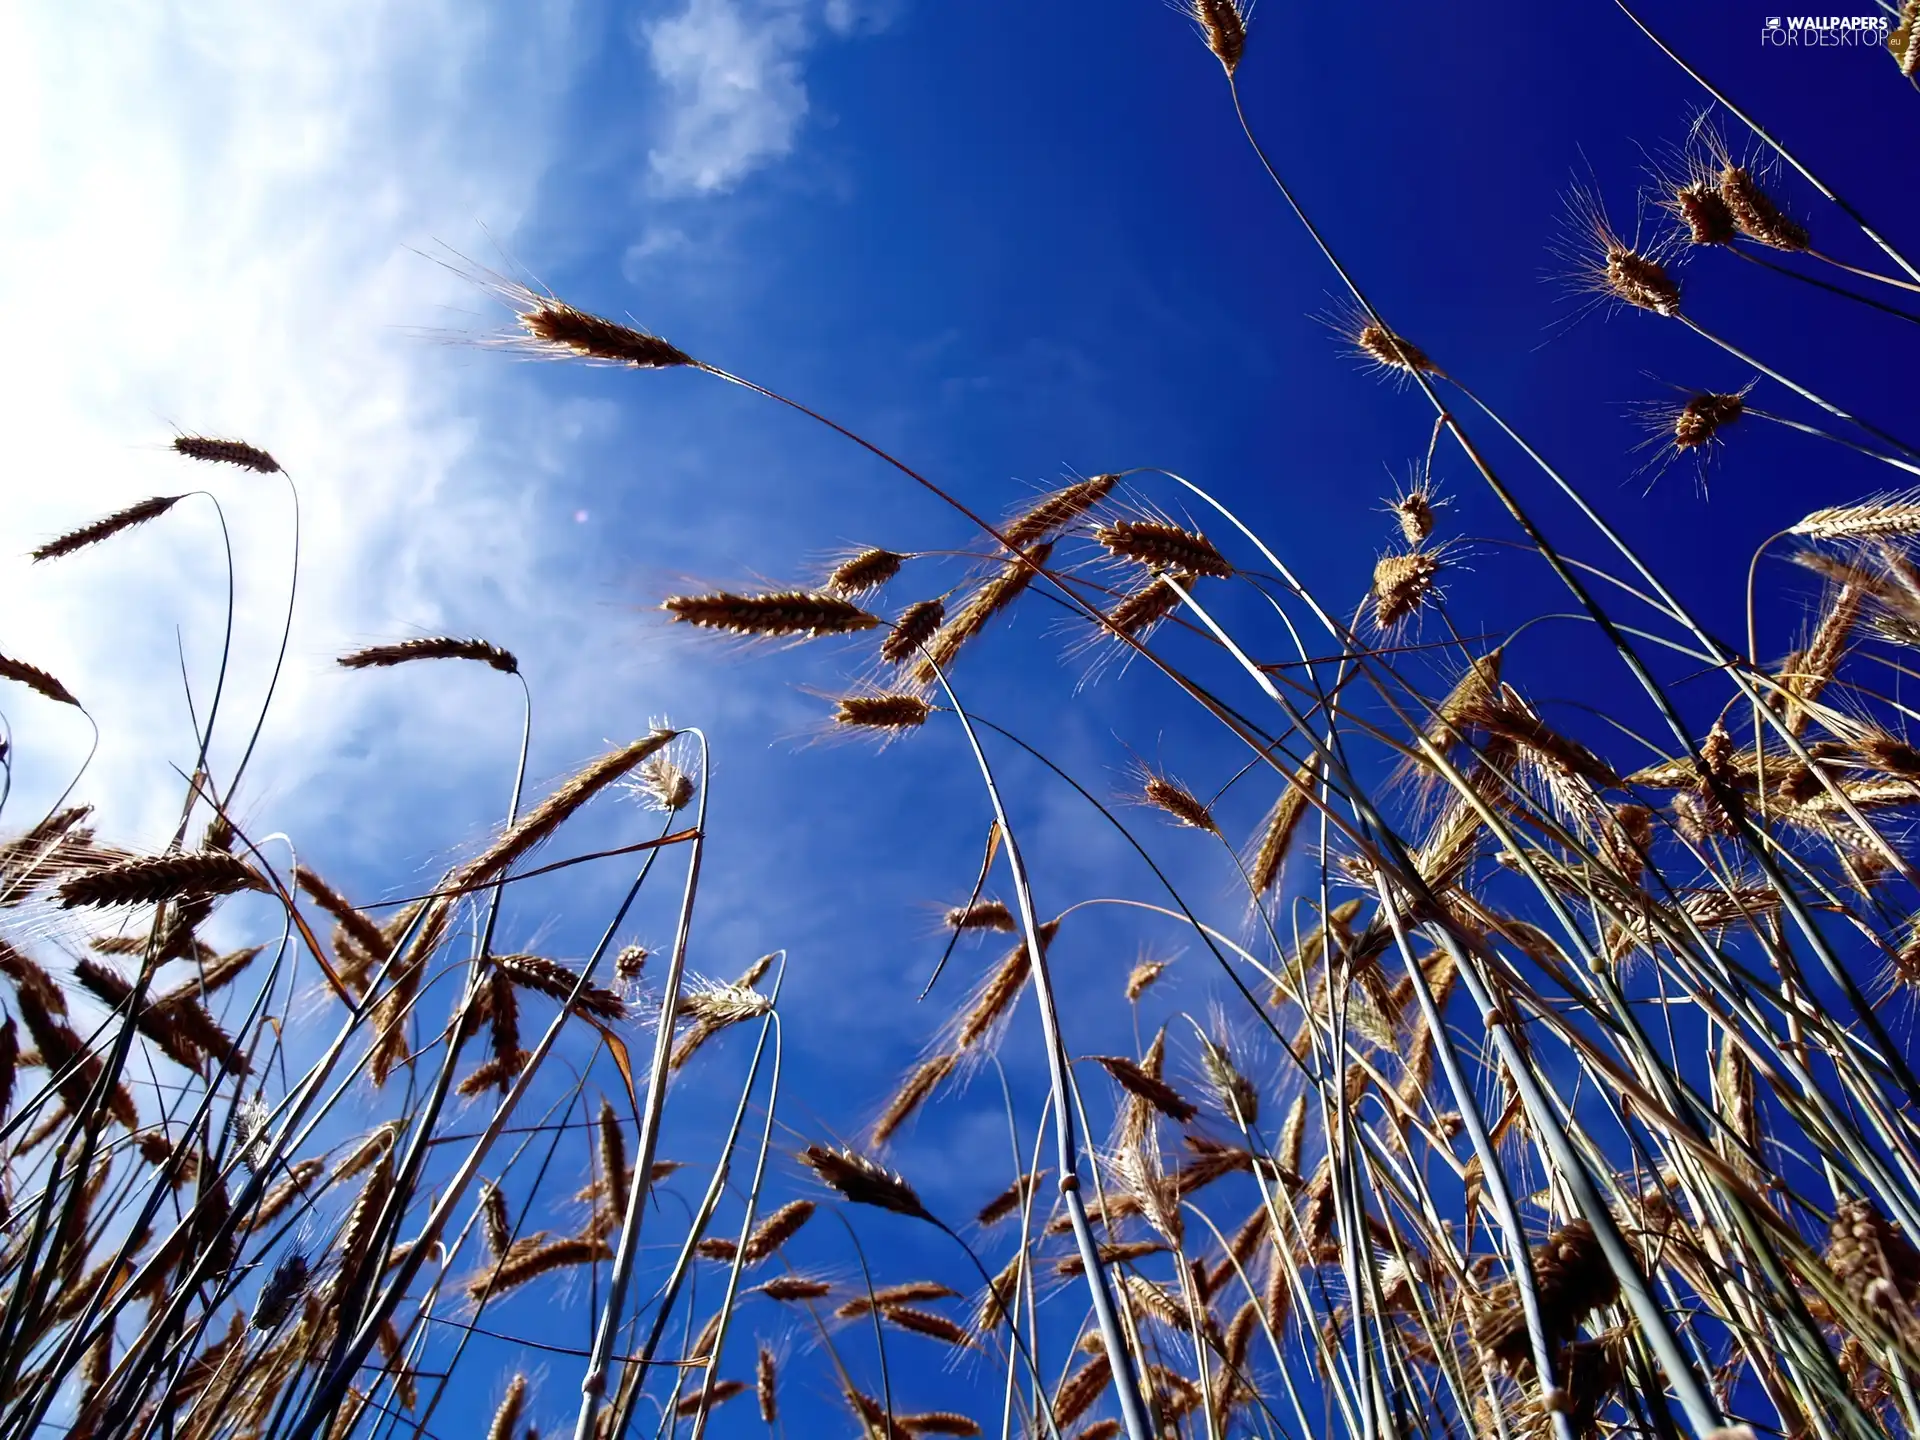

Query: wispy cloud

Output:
[640, 0, 883, 196]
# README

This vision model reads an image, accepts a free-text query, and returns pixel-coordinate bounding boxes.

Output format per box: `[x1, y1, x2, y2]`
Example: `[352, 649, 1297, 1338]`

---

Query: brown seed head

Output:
[1106, 574, 1189, 640]
[826, 547, 906, 597]
[1141, 772, 1218, 834]
[487, 1376, 529, 1440]
[881, 598, 946, 666]
[0, 653, 80, 709]
[1355, 323, 1441, 376]
[34, 496, 186, 563]
[975, 1170, 1044, 1227]
[1053, 1351, 1115, 1428]
[1605, 243, 1683, 316]
[1372, 550, 1442, 629]
[1791, 495, 1920, 542]
[338, 637, 519, 674]
[756, 1344, 778, 1424]
[673, 1379, 745, 1418]
[1719, 166, 1809, 251]
[1392, 489, 1435, 545]
[873, 1052, 958, 1146]
[1094, 520, 1232, 578]
[1674, 392, 1745, 449]
[898, 1414, 980, 1437]
[1125, 957, 1170, 1002]
[1191, 0, 1247, 72]
[492, 953, 626, 1022]
[634, 752, 696, 812]
[878, 1304, 974, 1348]
[1894, 2, 1920, 75]
[173, 436, 281, 473]
[800, 1144, 933, 1220]
[664, 590, 881, 638]
[945, 898, 1014, 933]
[955, 919, 1058, 1048]
[57, 852, 264, 909]
[912, 543, 1054, 685]
[1092, 1054, 1198, 1122]
[743, 1198, 815, 1262]
[1003, 474, 1120, 548]
[835, 693, 932, 730]
[1246, 758, 1317, 899]
[518, 301, 693, 367]
[1669, 181, 1737, 246]
[757, 1274, 835, 1301]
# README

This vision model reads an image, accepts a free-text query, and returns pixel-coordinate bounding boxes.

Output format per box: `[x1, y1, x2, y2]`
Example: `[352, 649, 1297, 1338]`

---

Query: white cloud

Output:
[0, 0, 588, 855]
[640, 0, 814, 195]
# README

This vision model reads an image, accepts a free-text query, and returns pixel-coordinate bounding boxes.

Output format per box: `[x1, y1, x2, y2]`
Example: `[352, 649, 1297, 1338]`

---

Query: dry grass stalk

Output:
[516, 299, 693, 368]
[172, 436, 282, 472]
[337, 637, 519, 674]
[664, 590, 880, 638]
[33, 495, 185, 562]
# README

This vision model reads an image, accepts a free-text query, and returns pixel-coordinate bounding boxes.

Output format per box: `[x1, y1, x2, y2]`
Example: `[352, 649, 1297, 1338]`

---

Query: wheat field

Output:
[3, 5, 1920, 1440]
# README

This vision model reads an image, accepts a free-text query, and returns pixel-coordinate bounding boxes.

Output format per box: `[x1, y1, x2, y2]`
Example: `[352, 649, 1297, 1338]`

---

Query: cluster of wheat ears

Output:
[5, 5, 1920, 1440]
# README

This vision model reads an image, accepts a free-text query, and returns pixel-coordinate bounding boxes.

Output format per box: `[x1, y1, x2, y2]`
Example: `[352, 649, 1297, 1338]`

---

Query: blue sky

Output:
[4, 0, 1919, 1435]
